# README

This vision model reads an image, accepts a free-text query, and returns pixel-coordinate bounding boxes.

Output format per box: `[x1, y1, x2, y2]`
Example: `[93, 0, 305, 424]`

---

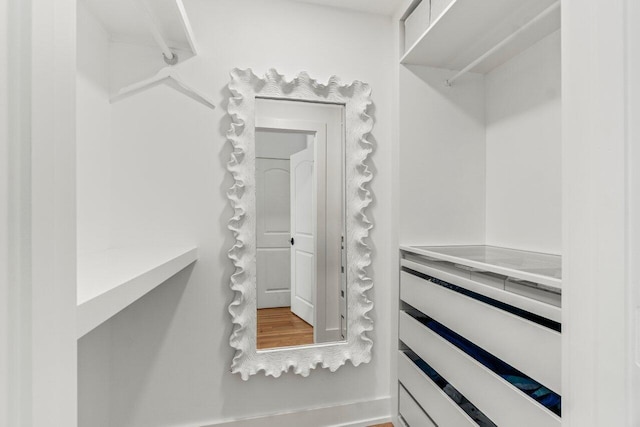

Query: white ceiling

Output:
[288, 0, 404, 16]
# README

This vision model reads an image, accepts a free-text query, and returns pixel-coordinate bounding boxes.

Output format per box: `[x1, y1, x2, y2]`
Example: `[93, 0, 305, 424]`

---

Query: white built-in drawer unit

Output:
[397, 246, 562, 426]
[399, 312, 560, 426]
[398, 351, 476, 427]
[399, 384, 436, 427]
[400, 270, 560, 393]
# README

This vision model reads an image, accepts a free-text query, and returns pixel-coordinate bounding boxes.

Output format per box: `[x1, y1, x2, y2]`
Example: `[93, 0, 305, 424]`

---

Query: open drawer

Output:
[401, 269, 561, 393]
[399, 311, 561, 427]
[399, 351, 478, 426]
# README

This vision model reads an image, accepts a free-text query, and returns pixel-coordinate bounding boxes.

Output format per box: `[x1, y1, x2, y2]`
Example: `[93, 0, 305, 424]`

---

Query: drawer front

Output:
[401, 270, 561, 394]
[402, 258, 561, 322]
[398, 352, 477, 427]
[399, 385, 436, 427]
[399, 311, 561, 427]
[506, 279, 561, 307]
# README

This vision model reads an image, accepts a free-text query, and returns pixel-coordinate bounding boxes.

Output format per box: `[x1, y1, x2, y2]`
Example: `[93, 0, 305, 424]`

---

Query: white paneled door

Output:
[256, 158, 292, 309]
[290, 145, 316, 326]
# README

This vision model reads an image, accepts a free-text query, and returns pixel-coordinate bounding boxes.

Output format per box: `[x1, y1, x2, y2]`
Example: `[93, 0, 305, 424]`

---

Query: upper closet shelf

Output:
[77, 246, 197, 339]
[401, 0, 560, 74]
[400, 245, 561, 290]
[83, 0, 198, 59]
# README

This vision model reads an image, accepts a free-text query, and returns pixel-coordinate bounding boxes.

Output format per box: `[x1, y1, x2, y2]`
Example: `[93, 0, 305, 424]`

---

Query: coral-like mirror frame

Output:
[226, 69, 374, 380]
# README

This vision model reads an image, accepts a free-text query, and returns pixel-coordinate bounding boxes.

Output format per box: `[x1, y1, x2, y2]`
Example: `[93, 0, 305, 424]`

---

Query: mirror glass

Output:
[255, 98, 347, 350]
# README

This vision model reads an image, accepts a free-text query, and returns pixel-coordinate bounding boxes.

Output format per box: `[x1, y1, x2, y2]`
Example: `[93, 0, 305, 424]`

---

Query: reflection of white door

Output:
[256, 158, 291, 309]
[290, 145, 315, 326]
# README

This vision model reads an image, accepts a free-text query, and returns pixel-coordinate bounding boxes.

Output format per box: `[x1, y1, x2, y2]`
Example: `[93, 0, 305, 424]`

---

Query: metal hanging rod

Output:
[112, 67, 216, 109]
[445, 1, 560, 86]
[134, 0, 179, 65]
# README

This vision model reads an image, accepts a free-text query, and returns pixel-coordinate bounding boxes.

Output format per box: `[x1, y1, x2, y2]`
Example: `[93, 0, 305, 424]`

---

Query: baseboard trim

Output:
[200, 396, 392, 427]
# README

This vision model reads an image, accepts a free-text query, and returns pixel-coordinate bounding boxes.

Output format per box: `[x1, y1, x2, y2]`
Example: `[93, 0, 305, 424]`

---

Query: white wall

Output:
[562, 0, 630, 425]
[399, 66, 486, 245]
[78, 0, 396, 425]
[31, 0, 78, 425]
[0, 0, 10, 423]
[485, 31, 562, 254]
[630, 1, 640, 423]
[2, 0, 78, 424]
[77, 0, 112, 256]
[78, 323, 112, 427]
[76, 5, 114, 426]
[398, 32, 562, 254]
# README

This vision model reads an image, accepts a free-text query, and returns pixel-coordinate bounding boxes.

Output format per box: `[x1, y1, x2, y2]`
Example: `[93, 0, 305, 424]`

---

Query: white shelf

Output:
[401, 0, 560, 73]
[77, 246, 198, 338]
[400, 245, 561, 290]
[82, 0, 198, 55]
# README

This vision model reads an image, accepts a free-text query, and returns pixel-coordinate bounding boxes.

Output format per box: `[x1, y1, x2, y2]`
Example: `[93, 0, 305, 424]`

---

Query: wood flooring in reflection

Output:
[257, 307, 313, 349]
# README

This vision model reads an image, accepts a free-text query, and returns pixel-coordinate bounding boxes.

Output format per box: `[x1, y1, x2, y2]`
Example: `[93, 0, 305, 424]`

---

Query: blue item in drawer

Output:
[411, 356, 496, 426]
[416, 316, 562, 416]
[502, 375, 543, 391]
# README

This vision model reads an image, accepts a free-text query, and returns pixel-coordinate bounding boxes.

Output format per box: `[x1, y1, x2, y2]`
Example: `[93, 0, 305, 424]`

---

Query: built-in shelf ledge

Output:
[77, 246, 198, 339]
[401, 0, 561, 73]
[400, 245, 561, 290]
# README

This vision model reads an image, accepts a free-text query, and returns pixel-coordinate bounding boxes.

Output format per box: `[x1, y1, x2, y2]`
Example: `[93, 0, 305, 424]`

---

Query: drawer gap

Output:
[401, 349, 497, 426]
[402, 310, 562, 417]
[402, 267, 561, 332]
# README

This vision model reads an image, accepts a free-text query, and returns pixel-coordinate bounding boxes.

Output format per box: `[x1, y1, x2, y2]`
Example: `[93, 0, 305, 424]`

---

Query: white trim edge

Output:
[200, 397, 392, 427]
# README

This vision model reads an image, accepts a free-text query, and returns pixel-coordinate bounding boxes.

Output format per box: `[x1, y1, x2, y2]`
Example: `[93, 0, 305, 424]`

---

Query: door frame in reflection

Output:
[289, 140, 317, 328]
[256, 112, 343, 345]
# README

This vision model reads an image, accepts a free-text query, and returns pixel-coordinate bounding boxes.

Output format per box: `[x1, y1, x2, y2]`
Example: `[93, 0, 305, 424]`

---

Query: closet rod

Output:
[445, 1, 560, 86]
[134, 0, 179, 65]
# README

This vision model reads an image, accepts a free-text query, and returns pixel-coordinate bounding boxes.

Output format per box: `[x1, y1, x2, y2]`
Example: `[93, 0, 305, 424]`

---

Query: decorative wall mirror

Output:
[226, 69, 374, 379]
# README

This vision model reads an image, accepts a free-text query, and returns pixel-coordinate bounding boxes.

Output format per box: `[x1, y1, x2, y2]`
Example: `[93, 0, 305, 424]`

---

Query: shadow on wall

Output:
[79, 264, 194, 427]
[112, 265, 194, 424]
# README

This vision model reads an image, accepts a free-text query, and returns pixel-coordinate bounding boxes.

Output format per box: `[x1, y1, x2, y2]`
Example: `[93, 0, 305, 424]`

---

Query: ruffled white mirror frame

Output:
[226, 69, 375, 379]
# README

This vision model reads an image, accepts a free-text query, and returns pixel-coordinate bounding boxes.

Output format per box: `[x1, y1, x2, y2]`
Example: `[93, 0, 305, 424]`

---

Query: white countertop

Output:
[400, 245, 561, 290]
